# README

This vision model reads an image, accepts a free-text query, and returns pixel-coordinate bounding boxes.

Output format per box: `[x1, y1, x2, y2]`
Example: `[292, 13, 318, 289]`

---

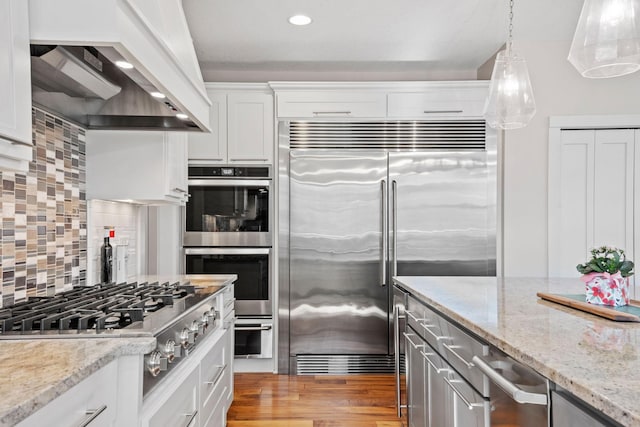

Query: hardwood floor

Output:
[227, 373, 407, 427]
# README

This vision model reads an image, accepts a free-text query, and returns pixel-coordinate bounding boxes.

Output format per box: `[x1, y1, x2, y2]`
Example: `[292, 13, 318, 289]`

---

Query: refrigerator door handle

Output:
[381, 180, 388, 286]
[392, 180, 398, 276]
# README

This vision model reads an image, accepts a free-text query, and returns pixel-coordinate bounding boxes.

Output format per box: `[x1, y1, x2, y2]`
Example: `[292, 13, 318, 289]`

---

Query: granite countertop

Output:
[135, 274, 237, 294]
[0, 337, 155, 426]
[393, 276, 640, 427]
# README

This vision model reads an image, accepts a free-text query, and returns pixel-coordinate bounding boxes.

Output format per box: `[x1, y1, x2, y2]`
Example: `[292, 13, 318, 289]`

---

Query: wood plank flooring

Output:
[227, 373, 407, 427]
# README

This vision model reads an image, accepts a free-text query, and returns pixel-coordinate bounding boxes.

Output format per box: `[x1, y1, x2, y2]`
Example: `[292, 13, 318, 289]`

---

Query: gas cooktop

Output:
[0, 281, 218, 338]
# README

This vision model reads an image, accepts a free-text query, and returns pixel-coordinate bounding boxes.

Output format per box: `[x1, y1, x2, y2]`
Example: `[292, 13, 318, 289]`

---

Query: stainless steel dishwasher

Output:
[472, 347, 550, 426]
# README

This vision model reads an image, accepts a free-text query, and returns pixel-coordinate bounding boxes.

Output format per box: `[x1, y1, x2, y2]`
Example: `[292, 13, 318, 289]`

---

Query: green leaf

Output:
[587, 261, 604, 273]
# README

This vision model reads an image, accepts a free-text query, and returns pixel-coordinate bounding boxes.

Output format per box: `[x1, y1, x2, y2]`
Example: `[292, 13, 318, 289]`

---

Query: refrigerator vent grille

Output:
[295, 355, 396, 375]
[289, 120, 486, 150]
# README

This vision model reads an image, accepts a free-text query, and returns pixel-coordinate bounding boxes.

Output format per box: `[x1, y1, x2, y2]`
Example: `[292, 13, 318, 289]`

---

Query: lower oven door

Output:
[184, 247, 271, 316]
[234, 318, 273, 359]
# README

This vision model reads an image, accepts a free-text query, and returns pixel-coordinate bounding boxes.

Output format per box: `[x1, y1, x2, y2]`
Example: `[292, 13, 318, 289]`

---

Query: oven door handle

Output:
[184, 248, 270, 255]
[235, 325, 272, 331]
[472, 356, 548, 405]
[188, 179, 270, 187]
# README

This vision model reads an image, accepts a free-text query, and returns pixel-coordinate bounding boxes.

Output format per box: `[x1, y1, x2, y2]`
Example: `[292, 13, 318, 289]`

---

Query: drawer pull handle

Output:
[405, 310, 426, 323]
[420, 350, 448, 374]
[312, 111, 352, 116]
[402, 332, 425, 350]
[172, 187, 188, 193]
[472, 356, 548, 405]
[442, 342, 474, 369]
[183, 410, 198, 427]
[229, 158, 268, 162]
[422, 323, 449, 341]
[443, 377, 484, 410]
[423, 110, 463, 114]
[204, 365, 226, 387]
[76, 404, 107, 427]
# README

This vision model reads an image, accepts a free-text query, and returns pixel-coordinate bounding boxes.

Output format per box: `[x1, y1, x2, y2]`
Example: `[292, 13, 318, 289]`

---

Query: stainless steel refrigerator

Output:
[278, 121, 497, 374]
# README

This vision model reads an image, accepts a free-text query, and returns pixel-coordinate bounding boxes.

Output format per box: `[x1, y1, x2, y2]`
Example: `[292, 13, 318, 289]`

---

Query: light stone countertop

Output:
[393, 276, 640, 427]
[0, 337, 155, 426]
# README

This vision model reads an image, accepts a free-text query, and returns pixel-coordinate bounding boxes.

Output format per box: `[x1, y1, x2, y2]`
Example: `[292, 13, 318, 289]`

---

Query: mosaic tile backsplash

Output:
[0, 108, 86, 307]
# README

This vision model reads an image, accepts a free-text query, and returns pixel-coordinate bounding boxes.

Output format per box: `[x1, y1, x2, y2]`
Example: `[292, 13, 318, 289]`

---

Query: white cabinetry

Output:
[18, 360, 119, 427]
[0, 0, 32, 172]
[275, 91, 387, 118]
[387, 85, 487, 118]
[86, 130, 189, 205]
[271, 82, 488, 120]
[188, 85, 273, 164]
[548, 127, 637, 277]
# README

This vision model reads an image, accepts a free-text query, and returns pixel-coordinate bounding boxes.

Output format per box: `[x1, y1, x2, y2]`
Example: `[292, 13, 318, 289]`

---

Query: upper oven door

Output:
[184, 178, 272, 247]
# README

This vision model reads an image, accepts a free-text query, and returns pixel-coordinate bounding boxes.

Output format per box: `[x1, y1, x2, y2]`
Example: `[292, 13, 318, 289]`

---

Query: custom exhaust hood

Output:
[28, 0, 211, 132]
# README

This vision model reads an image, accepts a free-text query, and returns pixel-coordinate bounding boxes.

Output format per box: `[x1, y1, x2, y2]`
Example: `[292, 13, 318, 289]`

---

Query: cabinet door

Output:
[18, 361, 118, 427]
[387, 87, 487, 118]
[165, 132, 189, 201]
[143, 366, 199, 427]
[0, 0, 32, 172]
[405, 331, 427, 427]
[276, 91, 387, 118]
[227, 93, 274, 163]
[188, 93, 227, 162]
[0, 0, 31, 147]
[548, 129, 635, 277]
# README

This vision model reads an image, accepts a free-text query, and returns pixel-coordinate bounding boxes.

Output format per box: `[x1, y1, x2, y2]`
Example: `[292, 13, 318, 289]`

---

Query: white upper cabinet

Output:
[189, 93, 227, 162]
[227, 92, 274, 163]
[188, 84, 274, 164]
[275, 91, 387, 119]
[86, 130, 189, 205]
[0, 0, 32, 172]
[271, 82, 488, 120]
[387, 84, 488, 118]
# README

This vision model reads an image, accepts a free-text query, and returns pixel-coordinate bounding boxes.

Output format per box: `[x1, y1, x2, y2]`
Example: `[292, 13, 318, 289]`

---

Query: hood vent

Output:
[31, 45, 200, 130]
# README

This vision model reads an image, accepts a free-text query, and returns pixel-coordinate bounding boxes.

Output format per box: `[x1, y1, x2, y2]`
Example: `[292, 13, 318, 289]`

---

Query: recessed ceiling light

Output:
[150, 92, 166, 99]
[115, 60, 134, 69]
[176, 113, 189, 120]
[288, 15, 312, 26]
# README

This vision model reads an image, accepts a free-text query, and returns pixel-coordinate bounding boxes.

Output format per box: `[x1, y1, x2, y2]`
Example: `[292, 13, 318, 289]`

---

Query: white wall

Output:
[87, 200, 146, 284]
[503, 39, 640, 276]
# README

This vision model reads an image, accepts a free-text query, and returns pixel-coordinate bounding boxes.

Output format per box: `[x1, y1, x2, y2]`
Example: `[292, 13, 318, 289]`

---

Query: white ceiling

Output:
[182, 0, 584, 82]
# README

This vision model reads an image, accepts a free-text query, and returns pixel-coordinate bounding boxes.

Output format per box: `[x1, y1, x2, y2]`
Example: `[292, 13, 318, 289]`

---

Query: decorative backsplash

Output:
[0, 108, 86, 307]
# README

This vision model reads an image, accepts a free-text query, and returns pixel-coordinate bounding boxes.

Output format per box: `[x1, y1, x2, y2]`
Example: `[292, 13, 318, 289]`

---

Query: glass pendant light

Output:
[568, 0, 640, 78]
[483, 0, 536, 130]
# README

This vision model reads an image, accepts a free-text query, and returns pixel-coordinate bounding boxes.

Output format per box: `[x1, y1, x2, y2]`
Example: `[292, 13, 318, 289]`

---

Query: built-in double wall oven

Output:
[184, 165, 273, 359]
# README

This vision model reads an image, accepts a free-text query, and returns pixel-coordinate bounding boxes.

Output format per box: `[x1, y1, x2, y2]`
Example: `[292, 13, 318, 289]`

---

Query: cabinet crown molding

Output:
[268, 80, 489, 92]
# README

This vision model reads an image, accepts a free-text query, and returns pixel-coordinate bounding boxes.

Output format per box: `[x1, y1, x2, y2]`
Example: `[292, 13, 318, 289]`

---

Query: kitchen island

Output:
[394, 276, 640, 427]
[0, 274, 236, 426]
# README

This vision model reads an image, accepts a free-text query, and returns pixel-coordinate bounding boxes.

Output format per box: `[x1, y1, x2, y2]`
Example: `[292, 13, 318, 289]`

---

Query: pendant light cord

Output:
[507, 0, 514, 53]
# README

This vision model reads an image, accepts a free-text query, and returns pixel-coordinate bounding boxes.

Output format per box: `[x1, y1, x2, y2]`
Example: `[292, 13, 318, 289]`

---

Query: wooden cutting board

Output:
[537, 292, 640, 322]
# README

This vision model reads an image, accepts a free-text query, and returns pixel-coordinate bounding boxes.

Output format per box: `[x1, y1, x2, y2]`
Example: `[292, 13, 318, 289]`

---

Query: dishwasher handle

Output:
[472, 356, 548, 405]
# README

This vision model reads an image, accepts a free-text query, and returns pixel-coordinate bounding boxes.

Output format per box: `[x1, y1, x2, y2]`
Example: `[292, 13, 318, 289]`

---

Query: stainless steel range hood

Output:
[31, 45, 200, 130]
[28, 0, 211, 132]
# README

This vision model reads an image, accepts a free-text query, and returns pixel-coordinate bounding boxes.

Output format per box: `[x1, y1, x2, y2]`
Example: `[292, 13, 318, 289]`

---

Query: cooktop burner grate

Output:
[0, 281, 194, 334]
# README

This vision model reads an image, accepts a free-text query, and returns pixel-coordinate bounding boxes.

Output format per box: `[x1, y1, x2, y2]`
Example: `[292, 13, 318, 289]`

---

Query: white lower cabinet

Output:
[18, 360, 119, 427]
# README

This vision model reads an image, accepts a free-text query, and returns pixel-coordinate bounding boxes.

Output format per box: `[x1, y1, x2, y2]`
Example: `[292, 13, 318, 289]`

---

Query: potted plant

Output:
[576, 246, 634, 307]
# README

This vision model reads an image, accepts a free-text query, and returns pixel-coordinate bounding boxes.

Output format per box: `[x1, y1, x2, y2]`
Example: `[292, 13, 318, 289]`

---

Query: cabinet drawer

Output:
[406, 296, 447, 350]
[387, 88, 487, 118]
[202, 390, 227, 427]
[18, 361, 118, 427]
[147, 367, 199, 427]
[435, 311, 488, 396]
[200, 335, 227, 416]
[276, 92, 386, 118]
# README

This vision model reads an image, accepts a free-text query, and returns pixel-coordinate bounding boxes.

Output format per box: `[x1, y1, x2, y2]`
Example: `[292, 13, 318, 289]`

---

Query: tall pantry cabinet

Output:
[548, 120, 640, 289]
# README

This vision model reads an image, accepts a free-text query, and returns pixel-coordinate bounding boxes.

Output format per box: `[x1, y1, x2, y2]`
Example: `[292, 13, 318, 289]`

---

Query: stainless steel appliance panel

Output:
[289, 150, 389, 355]
[389, 150, 496, 278]
[184, 248, 271, 316]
